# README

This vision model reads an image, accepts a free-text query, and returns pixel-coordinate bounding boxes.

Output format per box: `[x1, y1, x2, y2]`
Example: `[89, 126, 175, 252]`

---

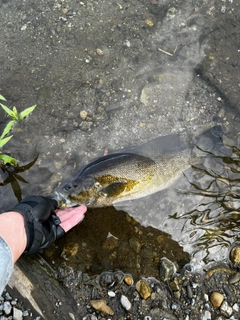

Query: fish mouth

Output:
[53, 191, 72, 208]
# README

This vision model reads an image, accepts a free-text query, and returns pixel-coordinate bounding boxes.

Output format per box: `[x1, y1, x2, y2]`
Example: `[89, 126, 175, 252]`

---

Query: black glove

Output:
[9, 196, 65, 254]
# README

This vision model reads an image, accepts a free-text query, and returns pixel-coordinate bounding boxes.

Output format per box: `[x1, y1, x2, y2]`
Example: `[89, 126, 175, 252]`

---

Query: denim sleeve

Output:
[0, 237, 14, 296]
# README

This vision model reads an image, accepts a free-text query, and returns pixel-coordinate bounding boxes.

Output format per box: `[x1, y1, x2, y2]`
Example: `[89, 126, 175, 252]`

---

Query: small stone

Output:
[169, 278, 180, 291]
[129, 237, 141, 253]
[124, 276, 134, 286]
[209, 292, 224, 307]
[80, 110, 88, 120]
[232, 303, 239, 312]
[96, 48, 104, 56]
[4, 293, 12, 300]
[90, 299, 114, 316]
[13, 307, 23, 320]
[3, 301, 12, 315]
[108, 291, 116, 298]
[120, 295, 131, 311]
[202, 310, 211, 320]
[145, 19, 154, 27]
[159, 257, 176, 282]
[220, 300, 232, 317]
[230, 245, 240, 267]
[136, 279, 151, 300]
[62, 8, 68, 15]
[22, 310, 29, 317]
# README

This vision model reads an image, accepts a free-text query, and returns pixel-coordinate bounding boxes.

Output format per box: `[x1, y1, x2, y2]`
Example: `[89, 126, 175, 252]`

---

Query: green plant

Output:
[0, 92, 36, 166]
[0, 154, 39, 201]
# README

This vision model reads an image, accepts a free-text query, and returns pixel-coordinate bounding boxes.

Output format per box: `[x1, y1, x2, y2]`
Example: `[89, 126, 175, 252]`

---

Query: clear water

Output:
[0, 0, 239, 275]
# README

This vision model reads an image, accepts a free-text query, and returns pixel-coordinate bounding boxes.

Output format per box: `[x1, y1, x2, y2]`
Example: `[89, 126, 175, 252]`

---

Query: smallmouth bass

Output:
[54, 126, 227, 208]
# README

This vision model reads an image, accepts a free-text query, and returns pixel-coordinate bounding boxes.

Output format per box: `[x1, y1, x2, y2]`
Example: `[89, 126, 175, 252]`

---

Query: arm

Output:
[0, 198, 87, 295]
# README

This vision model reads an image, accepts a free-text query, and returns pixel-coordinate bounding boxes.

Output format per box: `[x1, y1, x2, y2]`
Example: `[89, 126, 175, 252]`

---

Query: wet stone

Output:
[102, 236, 118, 251]
[124, 276, 134, 286]
[209, 292, 224, 307]
[229, 272, 240, 284]
[229, 245, 240, 267]
[169, 278, 180, 291]
[136, 280, 151, 300]
[220, 300, 232, 317]
[129, 237, 141, 253]
[159, 257, 176, 282]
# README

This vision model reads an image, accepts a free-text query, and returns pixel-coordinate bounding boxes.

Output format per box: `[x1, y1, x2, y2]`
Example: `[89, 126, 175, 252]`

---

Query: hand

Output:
[9, 196, 87, 254]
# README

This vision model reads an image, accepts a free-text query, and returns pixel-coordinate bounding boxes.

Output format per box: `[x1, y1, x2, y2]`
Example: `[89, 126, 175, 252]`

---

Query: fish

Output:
[54, 126, 228, 208]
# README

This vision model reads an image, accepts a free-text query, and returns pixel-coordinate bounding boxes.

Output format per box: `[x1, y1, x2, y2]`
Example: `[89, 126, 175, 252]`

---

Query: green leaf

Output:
[0, 94, 7, 101]
[0, 103, 15, 118]
[12, 106, 19, 120]
[0, 154, 18, 166]
[19, 104, 37, 120]
[0, 120, 15, 140]
[0, 135, 13, 148]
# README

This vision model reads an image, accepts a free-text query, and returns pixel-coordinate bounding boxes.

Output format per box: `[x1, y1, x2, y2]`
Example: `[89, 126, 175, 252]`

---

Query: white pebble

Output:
[120, 294, 131, 311]
[108, 291, 116, 297]
[202, 310, 211, 320]
[13, 307, 23, 320]
[3, 301, 12, 315]
[232, 303, 239, 312]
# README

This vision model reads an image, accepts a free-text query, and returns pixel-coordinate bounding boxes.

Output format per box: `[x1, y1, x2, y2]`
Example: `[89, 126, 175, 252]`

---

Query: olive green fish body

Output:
[55, 149, 192, 208]
[54, 126, 228, 208]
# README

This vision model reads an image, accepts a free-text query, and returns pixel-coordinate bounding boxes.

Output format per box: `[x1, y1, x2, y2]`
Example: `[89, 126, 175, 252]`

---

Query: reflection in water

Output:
[168, 145, 240, 269]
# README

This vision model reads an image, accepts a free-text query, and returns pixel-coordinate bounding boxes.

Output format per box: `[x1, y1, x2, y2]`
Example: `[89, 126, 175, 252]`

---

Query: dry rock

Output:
[209, 292, 224, 307]
[90, 299, 114, 316]
[136, 279, 151, 300]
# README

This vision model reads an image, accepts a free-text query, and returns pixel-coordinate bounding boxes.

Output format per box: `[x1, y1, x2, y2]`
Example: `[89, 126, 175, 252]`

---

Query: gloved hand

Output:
[9, 196, 64, 254]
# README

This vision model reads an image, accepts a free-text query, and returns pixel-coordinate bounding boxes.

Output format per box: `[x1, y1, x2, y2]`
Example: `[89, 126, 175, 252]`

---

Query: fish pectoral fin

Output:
[99, 180, 127, 198]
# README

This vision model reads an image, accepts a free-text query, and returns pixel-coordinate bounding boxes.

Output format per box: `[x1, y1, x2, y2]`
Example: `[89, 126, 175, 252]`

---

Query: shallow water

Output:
[0, 0, 240, 276]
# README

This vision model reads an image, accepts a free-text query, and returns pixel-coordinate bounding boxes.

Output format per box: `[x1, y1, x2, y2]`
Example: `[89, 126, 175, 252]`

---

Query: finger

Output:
[56, 205, 87, 220]
[56, 206, 87, 232]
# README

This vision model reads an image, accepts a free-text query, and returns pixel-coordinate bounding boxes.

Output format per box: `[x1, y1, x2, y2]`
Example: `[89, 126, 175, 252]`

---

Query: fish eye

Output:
[64, 184, 72, 191]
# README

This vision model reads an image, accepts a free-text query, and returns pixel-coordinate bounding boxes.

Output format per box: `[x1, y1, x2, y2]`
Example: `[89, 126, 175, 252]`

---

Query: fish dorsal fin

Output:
[79, 153, 152, 176]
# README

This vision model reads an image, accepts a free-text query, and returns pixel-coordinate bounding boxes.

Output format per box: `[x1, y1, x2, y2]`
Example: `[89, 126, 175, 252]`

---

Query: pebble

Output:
[108, 291, 116, 297]
[62, 8, 68, 15]
[3, 301, 12, 315]
[80, 110, 88, 120]
[124, 276, 134, 286]
[90, 299, 114, 316]
[229, 246, 240, 267]
[159, 257, 176, 282]
[13, 307, 23, 320]
[22, 310, 29, 317]
[209, 292, 224, 307]
[202, 310, 211, 319]
[136, 280, 151, 300]
[229, 272, 240, 284]
[220, 300, 232, 317]
[96, 48, 104, 56]
[129, 237, 141, 253]
[120, 295, 131, 311]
